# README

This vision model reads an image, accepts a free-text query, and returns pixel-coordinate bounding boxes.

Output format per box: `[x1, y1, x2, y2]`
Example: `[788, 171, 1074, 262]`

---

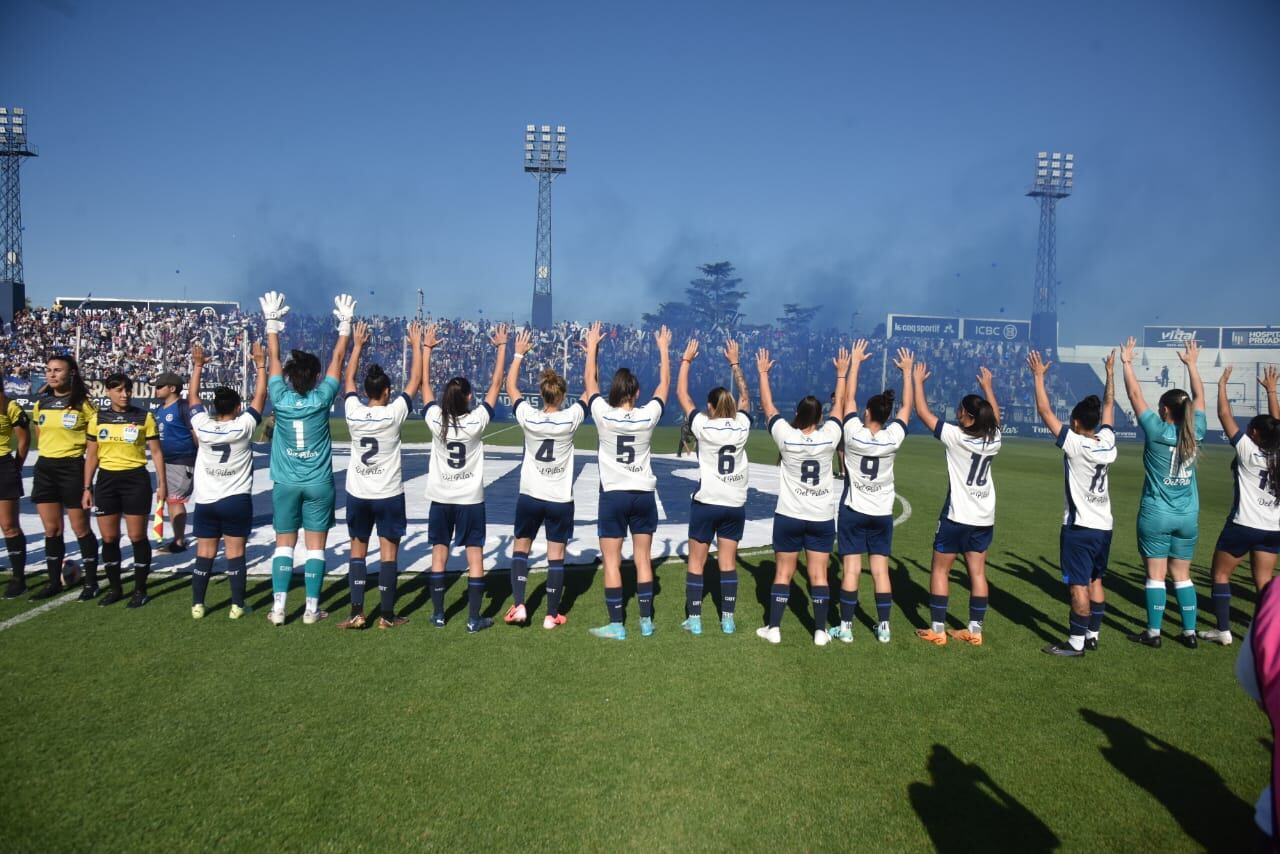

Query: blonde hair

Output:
[1159, 388, 1197, 471]
[707, 386, 736, 420]
[539, 368, 567, 408]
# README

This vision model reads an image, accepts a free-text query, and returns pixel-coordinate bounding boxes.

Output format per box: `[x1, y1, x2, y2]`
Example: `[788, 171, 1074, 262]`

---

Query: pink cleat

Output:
[504, 604, 528, 625]
[542, 614, 567, 630]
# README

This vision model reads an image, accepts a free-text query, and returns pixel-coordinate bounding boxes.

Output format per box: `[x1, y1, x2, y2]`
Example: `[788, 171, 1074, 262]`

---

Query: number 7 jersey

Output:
[189, 406, 262, 503]
[344, 392, 412, 500]
[1057, 425, 1118, 530]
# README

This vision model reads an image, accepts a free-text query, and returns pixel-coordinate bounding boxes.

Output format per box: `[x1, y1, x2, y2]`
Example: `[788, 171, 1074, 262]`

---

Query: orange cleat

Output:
[915, 628, 947, 646]
[947, 628, 983, 646]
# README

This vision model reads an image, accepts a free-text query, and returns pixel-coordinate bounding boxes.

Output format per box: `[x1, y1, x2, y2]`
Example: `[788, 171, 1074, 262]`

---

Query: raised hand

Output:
[756, 348, 775, 375]
[259, 291, 290, 334]
[515, 328, 534, 356]
[423, 324, 443, 350]
[977, 366, 994, 389]
[407, 321, 423, 350]
[1259, 365, 1278, 394]
[1120, 337, 1137, 365]
[192, 342, 207, 368]
[655, 325, 673, 351]
[1177, 338, 1201, 366]
[1026, 351, 1050, 377]
[850, 338, 871, 364]
[682, 339, 700, 363]
[833, 347, 851, 376]
[1219, 365, 1233, 386]
[913, 362, 931, 384]
[353, 320, 371, 348]
[893, 347, 914, 373]
[584, 321, 604, 351]
[723, 338, 740, 365]
[490, 323, 509, 348]
[251, 340, 265, 369]
[332, 294, 357, 336]
[1104, 349, 1116, 375]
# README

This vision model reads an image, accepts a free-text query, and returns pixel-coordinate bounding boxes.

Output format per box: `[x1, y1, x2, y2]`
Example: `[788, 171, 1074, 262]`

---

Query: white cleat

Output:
[267, 609, 286, 627]
[191, 604, 205, 620]
[755, 626, 781, 645]
[302, 609, 328, 625]
[814, 630, 831, 647]
[1197, 628, 1233, 646]
[876, 621, 892, 643]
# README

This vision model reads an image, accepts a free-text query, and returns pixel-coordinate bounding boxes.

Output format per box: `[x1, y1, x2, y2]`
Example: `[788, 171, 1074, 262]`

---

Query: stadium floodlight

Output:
[523, 122, 568, 329]
[1, 106, 37, 325]
[524, 122, 566, 175]
[1026, 150, 1076, 354]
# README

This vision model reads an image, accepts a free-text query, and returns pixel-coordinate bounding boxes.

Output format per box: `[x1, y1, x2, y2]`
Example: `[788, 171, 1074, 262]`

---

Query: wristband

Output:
[730, 363, 738, 367]
[513, 353, 525, 361]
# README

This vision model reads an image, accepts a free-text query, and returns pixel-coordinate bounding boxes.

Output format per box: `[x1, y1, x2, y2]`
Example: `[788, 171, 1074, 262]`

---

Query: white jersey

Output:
[1058, 425, 1118, 531]
[425, 401, 492, 505]
[189, 406, 260, 503]
[514, 398, 587, 503]
[590, 395, 663, 493]
[935, 422, 1002, 527]
[841, 417, 907, 516]
[1231, 430, 1280, 531]
[344, 392, 411, 500]
[769, 415, 843, 522]
[689, 411, 753, 507]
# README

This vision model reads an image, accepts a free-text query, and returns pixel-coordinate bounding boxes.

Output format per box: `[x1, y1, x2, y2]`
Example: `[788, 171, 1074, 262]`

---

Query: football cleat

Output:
[337, 613, 367, 630]
[78, 584, 100, 602]
[165, 540, 189, 554]
[302, 609, 328, 625]
[1084, 636, 1099, 651]
[947, 628, 983, 646]
[98, 589, 125, 607]
[589, 622, 627, 641]
[755, 626, 781, 645]
[466, 617, 494, 634]
[430, 611, 447, 628]
[1196, 629, 1233, 646]
[30, 581, 64, 601]
[813, 630, 831, 647]
[4, 577, 26, 600]
[504, 604, 527, 625]
[267, 609, 286, 626]
[1042, 642, 1084, 657]
[915, 628, 947, 646]
[681, 616, 702, 636]
[126, 591, 150, 609]
[377, 615, 409, 629]
[640, 617, 655, 637]
[228, 604, 249, 620]
[721, 614, 736, 635]
[1127, 630, 1162, 648]
[876, 622, 892, 643]
[191, 604, 205, 620]
[542, 614, 567, 630]
[1179, 631, 1199, 649]
[827, 624, 853, 644]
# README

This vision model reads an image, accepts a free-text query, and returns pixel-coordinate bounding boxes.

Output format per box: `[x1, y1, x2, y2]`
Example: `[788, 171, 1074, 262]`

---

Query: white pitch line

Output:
[482, 423, 520, 441]
[0, 591, 79, 633]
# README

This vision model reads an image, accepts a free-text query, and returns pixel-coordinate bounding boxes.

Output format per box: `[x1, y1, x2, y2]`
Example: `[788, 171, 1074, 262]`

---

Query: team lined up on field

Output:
[0, 291, 1276, 654]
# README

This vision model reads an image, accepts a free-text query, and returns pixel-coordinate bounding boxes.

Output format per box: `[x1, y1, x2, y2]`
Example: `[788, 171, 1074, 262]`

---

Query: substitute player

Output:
[504, 327, 588, 629]
[830, 342, 913, 645]
[1028, 349, 1118, 657]
[1121, 336, 1207, 649]
[83, 373, 167, 607]
[755, 345, 848, 646]
[0, 380, 31, 599]
[337, 320, 421, 630]
[675, 336, 752, 637]
[28, 355, 99, 601]
[187, 340, 267, 620]
[153, 369, 197, 553]
[1199, 365, 1280, 646]
[262, 291, 355, 626]
[912, 361, 1002, 647]
[422, 322, 507, 633]
[583, 321, 672, 641]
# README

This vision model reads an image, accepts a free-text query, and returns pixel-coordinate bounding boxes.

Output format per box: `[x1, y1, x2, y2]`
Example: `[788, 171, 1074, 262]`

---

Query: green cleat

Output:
[827, 624, 853, 643]
[681, 616, 702, 636]
[640, 617, 655, 637]
[589, 622, 627, 641]
[191, 604, 205, 620]
[228, 604, 249, 620]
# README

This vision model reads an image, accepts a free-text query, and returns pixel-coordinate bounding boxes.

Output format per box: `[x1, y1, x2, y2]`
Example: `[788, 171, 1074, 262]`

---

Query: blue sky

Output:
[9, 0, 1279, 340]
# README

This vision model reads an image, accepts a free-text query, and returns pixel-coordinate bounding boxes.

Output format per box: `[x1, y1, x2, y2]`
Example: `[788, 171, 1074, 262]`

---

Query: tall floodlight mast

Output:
[1027, 151, 1074, 353]
[524, 124, 566, 329]
[0, 107, 37, 324]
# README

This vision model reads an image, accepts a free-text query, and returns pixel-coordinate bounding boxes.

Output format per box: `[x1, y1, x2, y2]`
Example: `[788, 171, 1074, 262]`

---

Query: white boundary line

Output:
[0, 591, 79, 634]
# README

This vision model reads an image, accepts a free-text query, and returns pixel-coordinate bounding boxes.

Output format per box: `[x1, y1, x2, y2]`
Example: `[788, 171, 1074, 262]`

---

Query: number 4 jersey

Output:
[514, 398, 588, 503]
[1057, 425, 1118, 530]
[189, 406, 262, 503]
[425, 401, 493, 505]
[344, 392, 413, 500]
[934, 422, 1002, 527]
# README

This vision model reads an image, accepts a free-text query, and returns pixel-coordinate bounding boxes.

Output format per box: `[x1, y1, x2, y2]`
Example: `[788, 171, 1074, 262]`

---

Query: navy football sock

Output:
[811, 585, 831, 631]
[928, 593, 948, 630]
[637, 581, 654, 619]
[192, 555, 214, 605]
[510, 551, 529, 607]
[1212, 582, 1231, 632]
[379, 560, 398, 618]
[545, 561, 565, 617]
[348, 558, 367, 612]
[968, 595, 988, 629]
[768, 583, 789, 629]
[1088, 600, 1105, 634]
[839, 590, 858, 624]
[875, 592, 893, 624]
[227, 555, 247, 607]
[467, 577, 484, 622]
[720, 568, 738, 616]
[685, 572, 704, 618]
[1068, 611, 1089, 650]
[605, 585, 624, 623]
[430, 571, 445, 615]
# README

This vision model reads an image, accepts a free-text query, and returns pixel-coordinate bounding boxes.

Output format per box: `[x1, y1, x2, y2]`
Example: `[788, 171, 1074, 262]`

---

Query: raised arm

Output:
[676, 338, 699, 416]
[188, 342, 206, 408]
[1261, 366, 1279, 419]
[1178, 339, 1205, 412]
[725, 339, 751, 413]
[1120, 337, 1148, 417]
[1101, 349, 1116, 426]
[420, 324, 442, 406]
[582, 321, 602, 401]
[977, 366, 999, 425]
[259, 291, 289, 378]
[831, 346, 850, 422]
[403, 322, 423, 399]
[913, 362, 939, 434]
[756, 348, 779, 422]
[1026, 351, 1063, 436]
[893, 347, 914, 424]
[344, 321, 369, 395]
[843, 338, 870, 418]
[325, 294, 356, 382]
[652, 325, 673, 404]
[250, 341, 268, 413]
[1218, 366, 1240, 439]
[505, 328, 531, 404]
[484, 324, 508, 409]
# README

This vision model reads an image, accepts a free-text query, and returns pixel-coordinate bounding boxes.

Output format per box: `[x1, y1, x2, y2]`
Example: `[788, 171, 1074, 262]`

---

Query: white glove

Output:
[333, 294, 357, 336]
[258, 291, 290, 334]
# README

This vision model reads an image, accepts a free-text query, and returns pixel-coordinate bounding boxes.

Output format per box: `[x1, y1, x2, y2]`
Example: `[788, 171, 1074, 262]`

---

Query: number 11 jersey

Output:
[344, 392, 412, 500]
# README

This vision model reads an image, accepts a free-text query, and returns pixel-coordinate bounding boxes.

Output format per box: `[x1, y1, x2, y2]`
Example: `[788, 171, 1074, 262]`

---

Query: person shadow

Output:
[1080, 708, 1254, 851]
[908, 744, 1060, 853]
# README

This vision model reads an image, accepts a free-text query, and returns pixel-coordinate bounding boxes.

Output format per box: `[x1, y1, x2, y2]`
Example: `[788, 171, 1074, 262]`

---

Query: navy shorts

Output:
[347, 493, 407, 542]
[934, 517, 994, 554]
[193, 494, 254, 540]
[772, 513, 835, 554]
[1059, 525, 1112, 585]
[1215, 520, 1280, 558]
[514, 493, 575, 544]
[688, 500, 746, 544]
[838, 506, 894, 557]
[598, 490, 658, 538]
[429, 501, 486, 548]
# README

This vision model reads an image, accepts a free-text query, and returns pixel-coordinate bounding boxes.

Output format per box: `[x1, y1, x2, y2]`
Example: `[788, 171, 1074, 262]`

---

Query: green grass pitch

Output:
[0, 423, 1267, 851]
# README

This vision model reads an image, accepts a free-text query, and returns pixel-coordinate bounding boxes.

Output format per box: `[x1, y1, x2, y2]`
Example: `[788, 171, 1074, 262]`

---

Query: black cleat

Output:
[1128, 630, 1162, 648]
[4, 577, 27, 600]
[126, 591, 151, 609]
[165, 540, 188, 554]
[29, 581, 64, 601]
[1083, 637, 1098, 651]
[1179, 631, 1199, 649]
[98, 589, 125, 607]
[77, 584, 101, 602]
[1042, 642, 1085, 657]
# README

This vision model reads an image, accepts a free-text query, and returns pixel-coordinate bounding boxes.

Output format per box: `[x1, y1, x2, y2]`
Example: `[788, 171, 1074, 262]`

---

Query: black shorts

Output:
[94, 467, 153, 517]
[0, 455, 23, 501]
[31, 456, 84, 507]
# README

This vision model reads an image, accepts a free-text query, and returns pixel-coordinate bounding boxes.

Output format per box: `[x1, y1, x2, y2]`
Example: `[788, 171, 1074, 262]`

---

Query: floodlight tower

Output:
[1027, 151, 1074, 353]
[0, 107, 37, 324]
[524, 124, 566, 329]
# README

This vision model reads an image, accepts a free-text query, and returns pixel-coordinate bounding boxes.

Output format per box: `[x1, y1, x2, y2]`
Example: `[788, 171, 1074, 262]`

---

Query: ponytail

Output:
[363, 363, 391, 401]
[866, 389, 896, 425]
[707, 386, 737, 420]
[960, 394, 999, 443]
[539, 368, 567, 408]
[440, 377, 471, 442]
[791, 396, 823, 431]
[1160, 388, 1198, 471]
[1249, 415, 1280, 500]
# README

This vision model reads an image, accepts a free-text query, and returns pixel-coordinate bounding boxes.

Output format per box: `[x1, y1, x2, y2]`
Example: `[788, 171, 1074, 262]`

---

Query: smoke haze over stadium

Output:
[9, 0, 1280, 338]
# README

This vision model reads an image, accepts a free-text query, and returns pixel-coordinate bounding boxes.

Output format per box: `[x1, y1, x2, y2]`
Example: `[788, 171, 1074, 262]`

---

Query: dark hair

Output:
[363, 363, 391, 401]
[540, 368, 567, 408]
[440, 376, 472, 442]
[1158, 388, 1197, 471]
[791, 395, 823, 431]
[1248, 414, 1280, 500]
[45, 354, 90, 410]
[283, 349, 322, 396]
[213, 386, 242, 417]
[707, 386, 736, 420]
[1070, 395, 1103, 432]
[866, 388, 896, 425]
[960, 393, 999, 442]
[608, 368, 639, 407]
[104, 372, 133, 393]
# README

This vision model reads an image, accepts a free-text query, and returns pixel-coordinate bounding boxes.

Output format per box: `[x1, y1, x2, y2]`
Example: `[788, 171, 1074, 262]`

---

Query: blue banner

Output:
[1222, 326, 1280, 349]
[1142, 326, 1221, 349]
[888, 314, 960, 339]
[962, 318, 1030, 343]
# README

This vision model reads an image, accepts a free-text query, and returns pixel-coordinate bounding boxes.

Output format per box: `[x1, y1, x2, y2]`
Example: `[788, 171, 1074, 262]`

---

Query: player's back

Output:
[425, 401, 493, 504]
[690, 411, 752, 507]
[268, 375, 339, 485]
[841, 417, 907, 516]
[1059, 426, 1118, 530]
[1137, 409, 1206, 514]
[345, 392, 412, 500]
[191, 406, 260, 502]
[770, 415, 842, 521]
[515, 398, 587, 503]
[591, 396, 663, 492]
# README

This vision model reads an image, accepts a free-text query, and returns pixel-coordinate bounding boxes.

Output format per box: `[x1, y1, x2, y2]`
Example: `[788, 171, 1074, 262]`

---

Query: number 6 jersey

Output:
[344, 392, 413, 500]
[934, 422, 1003, 527]
[425, 401, 493, 505]
[514, 398, 588, 503]
[1056, 425, 1118, 531]
[189, 406, 262, 503]
[689, 410, 753, 508]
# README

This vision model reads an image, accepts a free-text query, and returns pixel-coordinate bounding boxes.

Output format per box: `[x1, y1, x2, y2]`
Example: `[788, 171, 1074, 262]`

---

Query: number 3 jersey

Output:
[425, 401, 493, 505]
[589, 395, 664, 493]
[189, 406, 261, 503]
[841, 416, 908, 517]
[934, 422, 1002, 527]
[514, 398, 588, 503]
[769, 415, 843, 522]
[1056, 425, 1118, 531]
[344, 392, 412, 500]
[689, 410, 753, 508]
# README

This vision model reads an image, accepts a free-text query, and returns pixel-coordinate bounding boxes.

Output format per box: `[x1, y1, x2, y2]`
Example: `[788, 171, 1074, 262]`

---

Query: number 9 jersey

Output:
[769, 414, 843, 522]
[841, 416, 907, 516]
[425, 401, 493, 504]
[934, 422, 1002, 527]
[344, 392, 412, 500]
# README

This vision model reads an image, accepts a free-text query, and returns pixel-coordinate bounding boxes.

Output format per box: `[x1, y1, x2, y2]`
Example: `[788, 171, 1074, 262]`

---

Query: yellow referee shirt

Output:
[87, 406, 158, 472]
[32, 393, 97, 459]
[0, 400, 29, 457]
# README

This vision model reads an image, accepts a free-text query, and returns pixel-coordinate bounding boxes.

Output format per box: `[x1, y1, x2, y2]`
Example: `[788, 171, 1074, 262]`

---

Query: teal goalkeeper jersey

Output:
[269, 375, 339, 485]
[1138, 408, 1207, 516]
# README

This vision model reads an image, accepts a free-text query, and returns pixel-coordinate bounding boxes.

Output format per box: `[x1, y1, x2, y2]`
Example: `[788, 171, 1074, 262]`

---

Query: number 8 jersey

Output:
[425, 401, 493, 505]
[769, 415, 843, 522]
[1057, 425, 1118, 530]
[344, 392, 412, 500]
[934, 422, 1002, 527]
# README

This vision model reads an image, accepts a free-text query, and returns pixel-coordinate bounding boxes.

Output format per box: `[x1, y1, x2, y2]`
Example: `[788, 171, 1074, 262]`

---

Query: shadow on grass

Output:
[908, 744, 1060, 853]
[1080, 708, 1253, 851]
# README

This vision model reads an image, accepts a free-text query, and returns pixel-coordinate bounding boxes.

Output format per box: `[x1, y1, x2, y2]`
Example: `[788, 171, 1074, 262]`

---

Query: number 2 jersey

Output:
[425, 401, 493, 505]
[344, 392, 412, 500]
[514, 398, 588, 503]
[1056, 425, 1118, 531]
[189, 406, 262, 503]
[269, 375, 339, 485]
[590, 395, 664, 493]
[689, 411, 753, 507]
[1228, 429, 1280, 532]
[934, 422, 1002, 527]
[841, 416, 907, 516]
[769, 415, 843, 522]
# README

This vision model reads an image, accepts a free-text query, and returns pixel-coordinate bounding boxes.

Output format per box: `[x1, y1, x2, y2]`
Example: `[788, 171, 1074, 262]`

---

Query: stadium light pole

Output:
[1027, 151, 1073, 354]
[524, 124, 567, 329]
[0, 107, 37, 325]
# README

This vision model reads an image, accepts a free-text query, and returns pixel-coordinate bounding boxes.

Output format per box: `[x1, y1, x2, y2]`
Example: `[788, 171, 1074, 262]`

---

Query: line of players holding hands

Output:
[0, 291, 1277, 656]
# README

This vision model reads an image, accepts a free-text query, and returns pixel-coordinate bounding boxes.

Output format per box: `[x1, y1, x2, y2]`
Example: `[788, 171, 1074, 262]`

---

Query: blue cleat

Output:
[589, 622, 627, 640]
[640, 617, 655, 637]
[431, 611, 446, 628]
[466, 617, 494, 634]
[721, 614, 736, 635]
[681, 616, 702, 636]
